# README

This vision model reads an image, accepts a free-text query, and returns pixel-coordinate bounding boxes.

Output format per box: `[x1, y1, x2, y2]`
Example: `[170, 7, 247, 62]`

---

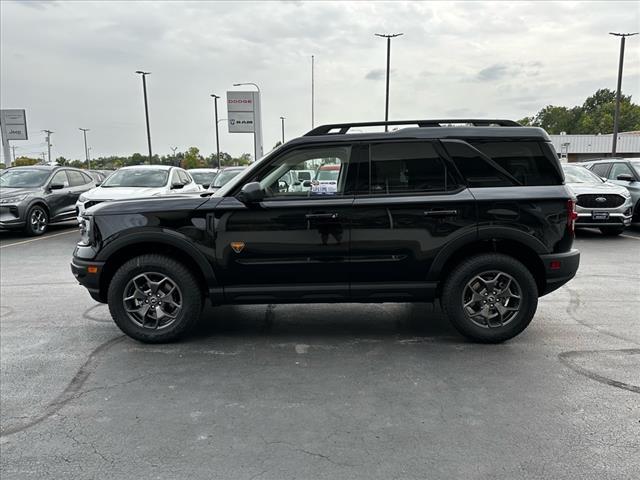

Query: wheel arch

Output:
[95, 232, 219, 304]
[430, 234, 547, 296]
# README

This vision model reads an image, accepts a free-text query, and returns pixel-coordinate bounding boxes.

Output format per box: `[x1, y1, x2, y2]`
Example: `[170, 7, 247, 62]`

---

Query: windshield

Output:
[101, 169, 168, 188]
[316, 168, 339, 181]
[212, 169, 244, 188]
[190, 171, 217, 186]
[0, 169, 50, 188]
[563, 165, 603, 183]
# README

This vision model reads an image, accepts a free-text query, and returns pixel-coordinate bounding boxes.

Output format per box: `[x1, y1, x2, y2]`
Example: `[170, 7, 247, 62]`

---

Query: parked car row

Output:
[0, 164, 249, 236]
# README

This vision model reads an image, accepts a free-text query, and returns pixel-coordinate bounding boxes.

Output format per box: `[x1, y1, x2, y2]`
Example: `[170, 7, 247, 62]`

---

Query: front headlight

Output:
[0, 193, 28, 204]
[78, 193, 88, 203]
[621, 190, 631, 199]
[78, 216, 94, 246]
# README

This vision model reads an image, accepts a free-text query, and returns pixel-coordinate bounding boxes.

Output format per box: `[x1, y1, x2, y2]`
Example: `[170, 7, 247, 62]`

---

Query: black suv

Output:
[71, 119, 580, 343]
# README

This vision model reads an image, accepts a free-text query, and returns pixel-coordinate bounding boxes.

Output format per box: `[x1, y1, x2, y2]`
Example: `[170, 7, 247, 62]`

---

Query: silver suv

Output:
[583, 158, 640, 227]
[563, 164, 633, 235]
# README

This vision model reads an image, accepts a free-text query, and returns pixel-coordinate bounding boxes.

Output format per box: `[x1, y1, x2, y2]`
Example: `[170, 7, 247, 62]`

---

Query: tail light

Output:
[567, 199, 578, 235]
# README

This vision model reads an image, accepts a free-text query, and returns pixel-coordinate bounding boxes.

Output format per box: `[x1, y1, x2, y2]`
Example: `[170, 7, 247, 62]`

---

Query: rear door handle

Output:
[424, 209, 458, 217]
[305, 212, 339, 220]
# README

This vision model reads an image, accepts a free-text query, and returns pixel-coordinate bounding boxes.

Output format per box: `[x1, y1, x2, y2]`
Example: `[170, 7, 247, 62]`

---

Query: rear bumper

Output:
[539, 249, 580, 296]
[71, 257, 106, 303]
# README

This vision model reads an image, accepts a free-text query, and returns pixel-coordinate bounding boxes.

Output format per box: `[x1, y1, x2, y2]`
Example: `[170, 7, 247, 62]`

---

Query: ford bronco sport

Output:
[71, 119, 580, 343]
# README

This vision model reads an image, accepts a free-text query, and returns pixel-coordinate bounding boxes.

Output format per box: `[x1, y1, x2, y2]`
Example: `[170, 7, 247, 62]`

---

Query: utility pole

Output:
[311, 55, 315, 128]
[40, 152, 46, 163]
[280, 116, 285, 143]
[79, 128, 90, 169]
[170, 146, 178, 166]
[374, 33, 403, 131]
[42, 130, 53, 164]
[609, 32, 638, 155]
[210, 94, 221, 169]
[11, 145, 17, 163]
[135, 70, 153, 164]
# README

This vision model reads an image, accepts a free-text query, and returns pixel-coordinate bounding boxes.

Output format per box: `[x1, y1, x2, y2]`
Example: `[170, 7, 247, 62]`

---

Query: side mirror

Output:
[49, 183, 65, 190]
[237, 182, 264, 204]
[95, 181, 102, 187]
[171, 182, 185, 189]
[616, 173, 634, 182]
[302, 180, 312, 188]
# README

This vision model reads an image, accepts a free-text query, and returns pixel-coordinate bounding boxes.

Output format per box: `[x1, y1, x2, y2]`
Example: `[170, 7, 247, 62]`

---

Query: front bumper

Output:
[575, 201, 633, 228]
[539, 249, 580, 296]
[71, 256, 106, 303]
[0, 205, 26, 230]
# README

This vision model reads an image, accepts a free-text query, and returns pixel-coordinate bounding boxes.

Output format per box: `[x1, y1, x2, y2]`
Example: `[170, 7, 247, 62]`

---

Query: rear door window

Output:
[590, 163, 610, 178]
[68, 170, 89, 186]
[368, 141, 457, 195]
[468, 140, 562, 186]
[50, 170, 70, 188]
[442, 141, 514, 187]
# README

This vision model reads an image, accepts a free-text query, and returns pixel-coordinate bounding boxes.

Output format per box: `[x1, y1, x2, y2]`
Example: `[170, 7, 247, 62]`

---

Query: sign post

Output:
[0, 109, 28, 167]
[226, 91, 263, 162]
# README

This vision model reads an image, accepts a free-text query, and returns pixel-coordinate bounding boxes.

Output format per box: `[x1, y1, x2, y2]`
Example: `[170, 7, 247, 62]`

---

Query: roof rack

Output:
[304, 119, 521, 136]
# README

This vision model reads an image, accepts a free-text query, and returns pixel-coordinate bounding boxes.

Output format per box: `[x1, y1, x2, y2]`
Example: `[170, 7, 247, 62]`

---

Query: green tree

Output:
[181, 147, 204, 169]
[13, 156, 40, 167]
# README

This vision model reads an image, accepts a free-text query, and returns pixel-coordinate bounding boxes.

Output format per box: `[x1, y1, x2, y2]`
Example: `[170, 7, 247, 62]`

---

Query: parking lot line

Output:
[0, 230, 78, 249]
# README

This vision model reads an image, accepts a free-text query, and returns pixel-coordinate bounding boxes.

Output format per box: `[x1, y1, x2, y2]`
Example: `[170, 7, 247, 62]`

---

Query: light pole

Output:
[42, 130, 53, 164]
[374, 33, 403, 131]
[135, 70, 153, 164]
[170, 146, 178, 166]
[280, 116, 285, 144]
[233, 82, 263, 161]
[311, 55, 315, 128]
[88, 147, 92, 164]
[609, 32, 638, 155]
[79, 128, 90, 169]
[210, 94, 221, 169]
[11, 145, 17, 163]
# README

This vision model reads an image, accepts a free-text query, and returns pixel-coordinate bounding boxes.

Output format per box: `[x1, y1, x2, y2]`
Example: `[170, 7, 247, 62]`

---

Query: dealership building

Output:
[549, 131, 640, 163]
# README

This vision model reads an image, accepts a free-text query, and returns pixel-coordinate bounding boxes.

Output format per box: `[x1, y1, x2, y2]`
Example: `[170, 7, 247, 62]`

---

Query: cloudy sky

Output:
[1, 0, 639, 162]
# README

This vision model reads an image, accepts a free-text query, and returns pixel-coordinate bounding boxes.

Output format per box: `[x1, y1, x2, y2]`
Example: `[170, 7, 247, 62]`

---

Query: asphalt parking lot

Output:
[1, 225, 639, 480]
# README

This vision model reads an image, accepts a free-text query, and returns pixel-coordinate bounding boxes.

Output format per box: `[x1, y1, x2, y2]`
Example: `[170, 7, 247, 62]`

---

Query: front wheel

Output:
[108, 254, 202, 343]
[24, 205, 48, 236]
[441, 254, 538, 343]
[600, 226, 624, 236]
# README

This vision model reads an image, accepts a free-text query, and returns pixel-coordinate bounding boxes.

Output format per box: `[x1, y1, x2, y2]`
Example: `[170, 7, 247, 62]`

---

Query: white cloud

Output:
[1, 0, 638, 161]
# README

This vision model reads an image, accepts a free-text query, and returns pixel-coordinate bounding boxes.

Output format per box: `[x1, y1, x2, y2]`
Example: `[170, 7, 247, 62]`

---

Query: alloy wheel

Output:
[462, 270, 522, 328]
[31, 209, 47, 233]
[122, 272, 183, 330]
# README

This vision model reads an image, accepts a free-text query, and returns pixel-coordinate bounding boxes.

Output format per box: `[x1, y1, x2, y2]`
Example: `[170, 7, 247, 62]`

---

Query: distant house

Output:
[549, 131, 640, 163]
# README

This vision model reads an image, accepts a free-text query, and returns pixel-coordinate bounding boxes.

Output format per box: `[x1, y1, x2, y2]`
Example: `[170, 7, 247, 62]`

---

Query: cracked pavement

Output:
[1, 224, 639, 479]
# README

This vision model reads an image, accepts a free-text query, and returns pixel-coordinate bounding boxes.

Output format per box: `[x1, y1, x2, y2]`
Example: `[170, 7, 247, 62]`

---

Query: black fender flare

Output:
[96, 229, 219, 294]
[428, 226, 547, 281]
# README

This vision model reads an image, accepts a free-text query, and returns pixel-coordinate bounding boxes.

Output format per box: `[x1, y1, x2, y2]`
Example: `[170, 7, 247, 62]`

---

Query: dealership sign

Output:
[226, 90, 264, 159]
[1, 109, 28, 140]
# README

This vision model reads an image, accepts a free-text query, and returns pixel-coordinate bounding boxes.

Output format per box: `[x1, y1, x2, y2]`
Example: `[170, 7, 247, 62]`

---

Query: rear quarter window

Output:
[468, 140, 562, 186]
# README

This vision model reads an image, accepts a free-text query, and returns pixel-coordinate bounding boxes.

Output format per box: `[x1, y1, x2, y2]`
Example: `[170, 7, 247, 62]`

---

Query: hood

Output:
[0, 186, 41, 198]
[90, 193, 218, 215]
[83, 186, 165, 200]
[565, 181, 629, 196]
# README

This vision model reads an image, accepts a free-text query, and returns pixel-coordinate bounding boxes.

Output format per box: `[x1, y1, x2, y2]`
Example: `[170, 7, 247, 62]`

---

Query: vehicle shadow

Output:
[192, 302, 460, 343]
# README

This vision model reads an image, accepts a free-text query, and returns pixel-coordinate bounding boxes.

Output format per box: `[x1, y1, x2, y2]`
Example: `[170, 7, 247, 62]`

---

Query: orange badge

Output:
[230, 242, 245, 253]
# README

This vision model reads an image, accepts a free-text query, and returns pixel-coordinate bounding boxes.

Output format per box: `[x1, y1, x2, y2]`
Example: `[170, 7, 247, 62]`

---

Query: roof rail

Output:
[304, 119, 521, 136]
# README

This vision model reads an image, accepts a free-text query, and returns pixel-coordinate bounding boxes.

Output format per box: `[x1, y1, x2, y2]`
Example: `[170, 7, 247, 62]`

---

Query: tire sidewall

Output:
[108, 255, 202, 343]
[25, 205, 48, 236]
[442, 254, 538, 343]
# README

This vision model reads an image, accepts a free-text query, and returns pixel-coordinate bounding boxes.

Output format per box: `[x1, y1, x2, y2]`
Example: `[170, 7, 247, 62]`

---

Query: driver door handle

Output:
[423, 209, 458, 217]
[305, 213, 339, 220]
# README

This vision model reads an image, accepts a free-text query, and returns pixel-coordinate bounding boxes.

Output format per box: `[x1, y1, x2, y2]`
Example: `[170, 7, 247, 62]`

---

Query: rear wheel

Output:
[108, 254, 202, 343]
[441, 254, 538, 343]
[23, 205, 48, 236]
[599, 226, 624, 236]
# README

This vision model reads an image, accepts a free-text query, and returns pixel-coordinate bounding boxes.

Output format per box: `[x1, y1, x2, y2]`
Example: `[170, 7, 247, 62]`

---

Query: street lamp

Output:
[79, 128, 90, 169]
[233, 82, 263, 161]
[374, 33, 403, 131]
[170, 146, 178, 166]
[210, 94, 221, 169]
[609, 32, 638, 155]
[42, 130, 53, 164]
[135, 70, 153, 164]
[280, 116, 285, 144]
